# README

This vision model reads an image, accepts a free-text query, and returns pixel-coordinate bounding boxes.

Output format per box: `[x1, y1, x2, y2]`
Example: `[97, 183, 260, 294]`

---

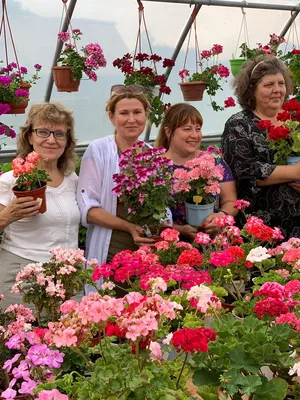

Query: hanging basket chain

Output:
[58, 0, 78, 53]
[0, 0, 23, 81]
[182, 6, 200, 73]
[283, 11, 300, 55]
[194, 19, 201, 73]
[133, 0, 158, 75]
[234, 7, 249, 59]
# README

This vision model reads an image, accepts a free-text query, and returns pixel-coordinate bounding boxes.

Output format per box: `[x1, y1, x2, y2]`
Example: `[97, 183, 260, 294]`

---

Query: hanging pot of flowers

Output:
[7, 82, 31, 114]
[179, 41, 235, 111]
[0, 63, 42, 114]
[53, 29, 106, 93]
[12, 152, 51, 214]
[52, 65, 80, 92]
[178, 79, 206, 101]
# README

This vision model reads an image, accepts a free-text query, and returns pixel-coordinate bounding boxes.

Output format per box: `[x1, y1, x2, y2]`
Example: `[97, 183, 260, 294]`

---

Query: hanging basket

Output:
[7, 83, 31, 114]
[229, 59, 246, 77]
[52, 66, 80, 92]
[179, 81, 206, 101]
[13, 183, 47, 214]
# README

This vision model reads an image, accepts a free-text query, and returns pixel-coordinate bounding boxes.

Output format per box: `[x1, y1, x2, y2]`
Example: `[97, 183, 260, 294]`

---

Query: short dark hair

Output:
[233, 55, 293, 110]
[155, 103, 203, 149]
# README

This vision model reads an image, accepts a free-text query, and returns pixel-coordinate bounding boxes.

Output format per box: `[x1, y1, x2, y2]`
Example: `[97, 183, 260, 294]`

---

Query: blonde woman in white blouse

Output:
[0, 103, 80, 308]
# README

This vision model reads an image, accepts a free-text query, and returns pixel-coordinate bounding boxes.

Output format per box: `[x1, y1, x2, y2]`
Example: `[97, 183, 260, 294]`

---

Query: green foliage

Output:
[35, 338, 192, 399]
[192, 314, 299, 399]
[58, 49, 86, 81]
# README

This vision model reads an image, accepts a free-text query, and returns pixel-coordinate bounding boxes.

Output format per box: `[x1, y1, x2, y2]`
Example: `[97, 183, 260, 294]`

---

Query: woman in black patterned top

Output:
[222, 55, 300, 239]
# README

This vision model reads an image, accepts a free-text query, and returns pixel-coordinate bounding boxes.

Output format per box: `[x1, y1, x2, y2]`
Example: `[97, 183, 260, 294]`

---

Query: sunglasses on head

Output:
[110, 84, 145, 96]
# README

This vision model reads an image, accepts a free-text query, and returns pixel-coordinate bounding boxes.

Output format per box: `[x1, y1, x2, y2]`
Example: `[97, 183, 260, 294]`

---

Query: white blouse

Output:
[0, 171, 80, 262]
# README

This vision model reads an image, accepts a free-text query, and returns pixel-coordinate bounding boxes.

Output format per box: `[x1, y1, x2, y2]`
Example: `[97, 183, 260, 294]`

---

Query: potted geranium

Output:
[257, 98, 300, 165]
[282, 48, 300, 100]
[172, 152, 224, 226]
[178, 44, 235, 111]
[113, 52, 174, 126]
[12, 151, 50, 213]
[52, 29, 107, 92]
[112, 142, 175, 236]
[229, 33, 285, 77]
[10, 247, 97, 323]
[0, 61, 42, 114]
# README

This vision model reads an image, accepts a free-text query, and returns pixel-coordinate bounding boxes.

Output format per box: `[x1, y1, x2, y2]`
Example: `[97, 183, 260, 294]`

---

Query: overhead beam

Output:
[143, 0, 300, 12]
[280, 9, 300, 38]
[44, 0, 78, 102]
[144, 4, 202, 141]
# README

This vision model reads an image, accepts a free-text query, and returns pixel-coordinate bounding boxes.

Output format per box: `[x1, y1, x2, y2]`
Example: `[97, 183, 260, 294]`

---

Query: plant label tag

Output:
[142, 225, 153, 238]
[193, 195, 202, 205]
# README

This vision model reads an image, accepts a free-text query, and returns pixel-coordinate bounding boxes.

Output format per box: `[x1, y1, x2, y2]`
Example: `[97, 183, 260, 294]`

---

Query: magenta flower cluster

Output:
[112, 142, 175, 228]
[57, 29, 106, 82]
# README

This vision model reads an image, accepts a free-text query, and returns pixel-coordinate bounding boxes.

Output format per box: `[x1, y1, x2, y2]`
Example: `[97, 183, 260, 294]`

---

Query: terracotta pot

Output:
[13, 183, 47, 214]
[52, 66, 80, 92]
[7, 83, 31, 114]
[179, 81, 206, 101]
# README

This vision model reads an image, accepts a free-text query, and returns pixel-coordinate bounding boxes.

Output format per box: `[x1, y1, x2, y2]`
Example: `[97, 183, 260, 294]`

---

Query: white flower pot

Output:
[184, 201, 215, 227]
[151, 85, 160, 97]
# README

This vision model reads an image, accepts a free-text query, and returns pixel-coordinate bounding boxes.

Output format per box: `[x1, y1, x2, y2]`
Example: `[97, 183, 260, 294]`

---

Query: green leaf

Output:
[196, 385, 219, 400]
[229, 345, 259, 374]
[234, 375, 262, 395]
[254, 377, 288, 400]
[193, 369, 220, 386]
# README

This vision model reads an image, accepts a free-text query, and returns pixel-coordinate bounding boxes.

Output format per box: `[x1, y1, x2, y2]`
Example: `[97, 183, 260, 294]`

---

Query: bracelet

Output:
[219, 210, 229, 215]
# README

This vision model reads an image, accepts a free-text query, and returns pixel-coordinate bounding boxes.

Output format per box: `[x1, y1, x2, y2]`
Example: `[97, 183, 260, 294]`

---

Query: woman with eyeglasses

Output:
[0, 103, 80, 308]
[155, 103, 238, 239]
[77, 84, 156, 276]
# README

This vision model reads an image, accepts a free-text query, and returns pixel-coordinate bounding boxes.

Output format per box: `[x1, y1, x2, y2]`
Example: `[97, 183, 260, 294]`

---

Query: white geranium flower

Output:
[246, 246, 271, 263]
[289, 361, 300, 376]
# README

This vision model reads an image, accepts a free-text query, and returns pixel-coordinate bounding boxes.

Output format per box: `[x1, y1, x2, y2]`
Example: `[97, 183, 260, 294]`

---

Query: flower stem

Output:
[176, 352, 188, 389]
[72, 347, 94, 370]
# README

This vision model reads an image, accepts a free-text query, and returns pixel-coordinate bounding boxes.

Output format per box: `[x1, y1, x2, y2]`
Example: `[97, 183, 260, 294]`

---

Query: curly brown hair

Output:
[17, 103, 77, 175]
[155, 103, 203, 149]
[233, 55, 293, 110]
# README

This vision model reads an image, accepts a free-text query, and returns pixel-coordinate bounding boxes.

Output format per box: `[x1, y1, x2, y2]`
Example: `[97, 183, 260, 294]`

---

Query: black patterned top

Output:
[221, 109, 300, 239]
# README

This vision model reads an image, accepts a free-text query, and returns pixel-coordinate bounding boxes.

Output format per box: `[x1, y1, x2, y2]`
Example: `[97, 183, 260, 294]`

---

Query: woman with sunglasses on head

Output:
[77, 84, 156, 271]
[0, 103, 80, 308]
[155, 103, 238, 240]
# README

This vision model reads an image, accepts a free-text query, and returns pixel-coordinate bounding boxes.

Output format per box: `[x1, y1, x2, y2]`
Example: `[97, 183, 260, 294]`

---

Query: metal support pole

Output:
[279, 8, 300, 38]
[44, 0, 78, 102]
[143, 0, 300, 11]
[144, 4, 202, 141]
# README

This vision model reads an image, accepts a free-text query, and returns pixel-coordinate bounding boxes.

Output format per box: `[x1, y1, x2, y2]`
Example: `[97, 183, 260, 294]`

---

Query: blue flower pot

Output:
[184, 201, 215, 227]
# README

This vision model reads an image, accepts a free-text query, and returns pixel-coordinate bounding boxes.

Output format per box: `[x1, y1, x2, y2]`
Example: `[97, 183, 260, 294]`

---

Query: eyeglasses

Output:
[110, 84, 145, 96]
[33, 128, 68, 141]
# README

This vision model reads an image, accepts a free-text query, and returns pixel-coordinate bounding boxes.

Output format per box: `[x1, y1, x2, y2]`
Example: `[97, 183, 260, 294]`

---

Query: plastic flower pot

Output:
[287, 156, 300, 183]
[229, 58, 246, 77]
[7, 83, 31, 114]
[12, 183, 47, 214]
[184, 201, 215, 227]
[52, 66, 80, 92]
[179, 81, 206, 101]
